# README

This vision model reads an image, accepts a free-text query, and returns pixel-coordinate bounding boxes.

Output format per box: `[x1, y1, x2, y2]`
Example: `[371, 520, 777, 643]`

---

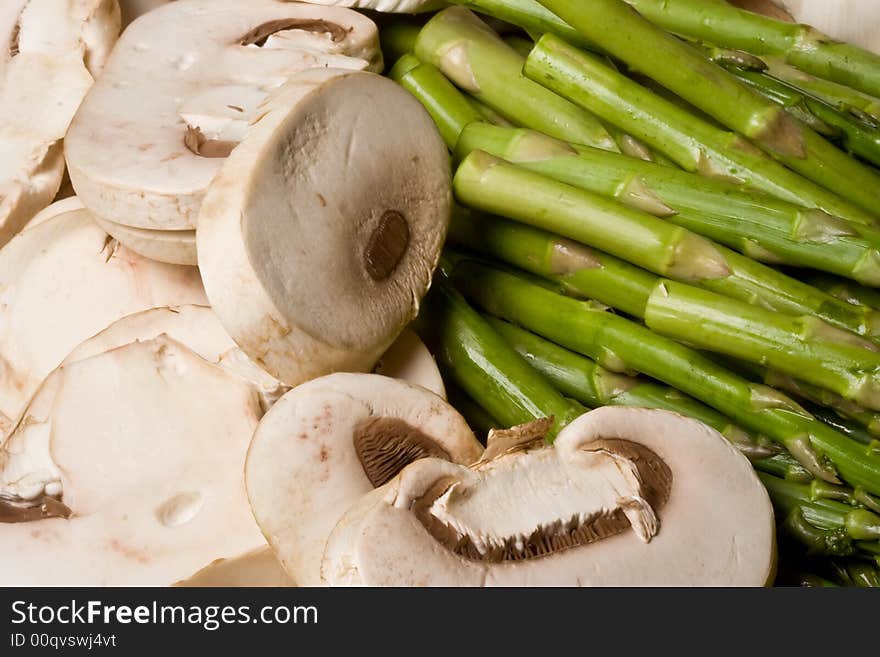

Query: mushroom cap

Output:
[0, 209, 206, 438]
[65, 0, 382, 231]
[0, 335, 266, 586]
[321, 407, 777, 586]
[245, 372, 481, 586]
[197, 68, 451, 386]
[92, 216, 198, 266]
[0, 0, 120, 246]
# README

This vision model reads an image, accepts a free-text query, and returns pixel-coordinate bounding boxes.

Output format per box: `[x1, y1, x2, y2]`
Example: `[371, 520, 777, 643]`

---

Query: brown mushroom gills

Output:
[183, 125, 239, 159]
[0, 495, 71, 523]
[354, 416, 452, 488]
[414, 439, 672, 563]
[239, 18, 350, 48]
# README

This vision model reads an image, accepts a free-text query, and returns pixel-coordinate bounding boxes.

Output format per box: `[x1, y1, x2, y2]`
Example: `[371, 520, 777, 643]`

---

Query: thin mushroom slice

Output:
[22, 195, 84, 231]
[198, 68, 451, 385]
[92, 216, 198, 266]
[174, 547, 295, 587]
[0, 209, 206, 439]
[372, 329, 446, 399]
[0, 304, 285, 504]
[245, 373, 482, 586]
[0, 0, 120, 247]
[321, 407, 777, 586]
[0, 336, 266, 586]
[65, 0, 382, 231]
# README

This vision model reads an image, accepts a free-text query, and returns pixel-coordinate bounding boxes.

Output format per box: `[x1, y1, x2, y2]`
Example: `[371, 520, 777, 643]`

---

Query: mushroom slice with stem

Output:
[245, 372, 482, 586]
[322, 407, 777, 586]
[197, 68, 451, 386]
[0, 0, 120, 247]
[0, 209, 206, 439]
[0, 335, 267, 585]
[64, 0, 382, 232]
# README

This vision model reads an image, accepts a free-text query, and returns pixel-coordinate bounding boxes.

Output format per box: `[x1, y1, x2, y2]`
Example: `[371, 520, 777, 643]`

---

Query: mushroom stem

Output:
[415, 276, 582, 440]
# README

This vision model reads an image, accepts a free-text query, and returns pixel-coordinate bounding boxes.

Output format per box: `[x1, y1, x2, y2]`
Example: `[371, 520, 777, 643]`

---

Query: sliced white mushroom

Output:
[246, 372, 482, 586]
[0, 209, 206, 438]
[0, 0, 120, 247]
[0, 336, 266, 585]
[198, 68, 451, 386]
[321, 407, 776, 586]
[174, 547, 295, 587]
[21, 195, 83, 231]
[65, 0, 382, 232]
[119, 0, 172, 27]
[372, 329, 446, 399]
[92, 217, 197, 266]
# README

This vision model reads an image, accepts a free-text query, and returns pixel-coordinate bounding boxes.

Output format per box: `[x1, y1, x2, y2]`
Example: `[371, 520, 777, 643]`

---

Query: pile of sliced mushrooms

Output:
[0, 0, 777, 586]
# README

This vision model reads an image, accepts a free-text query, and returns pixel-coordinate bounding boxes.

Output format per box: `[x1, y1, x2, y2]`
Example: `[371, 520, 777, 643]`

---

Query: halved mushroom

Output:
[92, 217, 197, 266]
[0, 209, 206, 438]
[64, 0, 382, 233]
[0, 0, 120, 246]
[321, 407, 777, 586]
[197, 68, 451, 385]
[22, 195, 83, 231]
[245, 372, 482, 586]
[0, 335, 267, 585]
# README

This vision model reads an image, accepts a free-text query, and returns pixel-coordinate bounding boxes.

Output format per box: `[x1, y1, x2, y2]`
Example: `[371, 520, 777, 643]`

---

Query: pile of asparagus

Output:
[386, 0, 880, 586]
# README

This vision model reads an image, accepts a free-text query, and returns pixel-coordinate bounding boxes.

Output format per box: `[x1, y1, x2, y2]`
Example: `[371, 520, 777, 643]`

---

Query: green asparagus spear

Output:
[723, 65, 880, 168]
[443, 380, 500, 438]
[449, 208, 880, 413]
[453, 151, 880, 339]
[619, 0, 880, 100]
[390, 59, 482, 148]
[465, 97, 515, 127]
[445, 256, 880, 490]
[413, 7, 618, 150]
[802, 273, 880, 310]
[523, 32, 880, 225]
[764, 58, 880, 125]
[446, 0, 588, 49]
[758, 472, 880, 553]
[486, 315, 777, 460]
[643, 280, 880, 412]
[455, 123, 880, 285]
[535, 0, 880, 214]
[415, 274, 582, 438]
[380, 22, 422, 66]
[754, 453, 813, 484]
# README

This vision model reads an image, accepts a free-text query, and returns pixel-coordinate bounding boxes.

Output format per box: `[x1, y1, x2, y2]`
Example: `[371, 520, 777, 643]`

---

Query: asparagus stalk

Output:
[380, 22, 422, 65]
[455, 122, 880, 285]
[453, 151, 880, 339]
[415, 275, 582, 438]
[619, 0, 880, 100]
[754, 453, 813, 484]
[644, 280, 880, 412]
[413, 7, 618, 151]
[803, 273, 880, 311]
[449, 208, 880, 413]
[446, 0, 588, 49]
[764, 58, 880, 125]
[446, 256, 880, 491]
[465, 97, 515, 127]
[389, 59, 482, 149]
[443, 380, 500, 438]
[724, 65, 880, 168]
[536, 0, 880, 215]
[486, 315, 777, 460]
[523, 32, 880, 225]
[758, 472, 880, 553]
